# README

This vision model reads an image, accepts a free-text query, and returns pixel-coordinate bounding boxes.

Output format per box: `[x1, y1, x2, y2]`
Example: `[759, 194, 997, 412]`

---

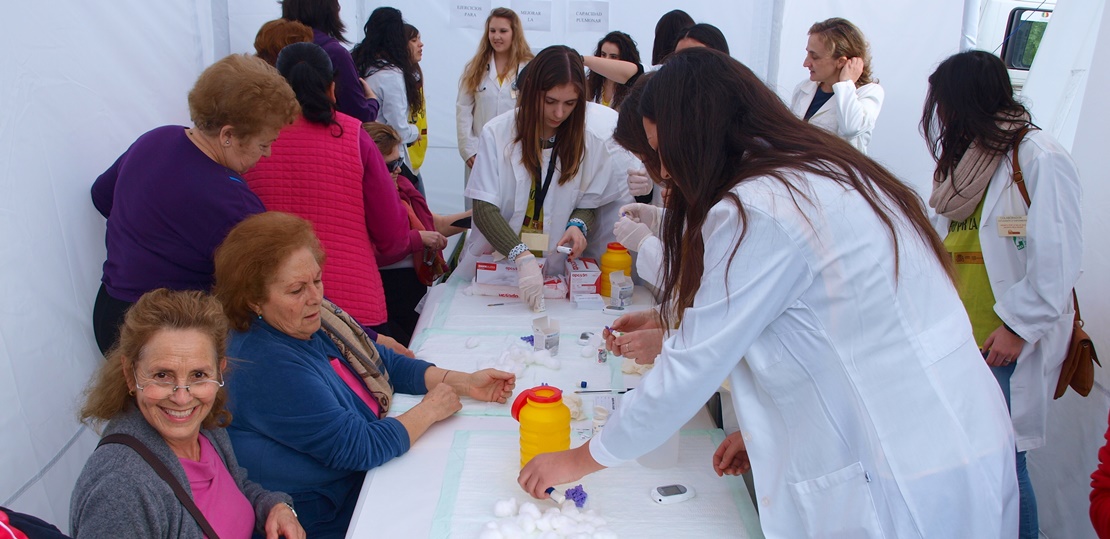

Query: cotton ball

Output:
[567, 533, 591, 539]
[493, 498, 518, 518]
[580, 345, 594, 358]
[518, 501, 542, 520]
[560, 500, 579, 515]
[516, 514, 537, 534]
[535, 513, 554, 532]
[563, 394, 585, 420]
[479, 521, 504, 539]
[543, 508, 561, 520]
[586, 333, 603, 349]
[498, 520, 525, 539]
[538, 532, 560, 539]
[621, 357, 652, 375]
[466, 336, 480, 349]
[550, 514, 574, 531]
[532, 349, 551, 364]
[538, 355, 562, 370]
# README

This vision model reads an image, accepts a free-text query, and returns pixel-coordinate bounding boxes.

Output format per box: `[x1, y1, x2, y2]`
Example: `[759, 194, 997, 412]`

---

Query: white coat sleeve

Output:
[591, 203, 814, 465]
[463, 122, 504, 207]
[830, 81, 883, 141]
[635, 236, 664, 290]
[994, 141, 1083, 343]
[456, 78, 479, 161]
[576, 135, 627, 210]
[372, 69, 419, 144]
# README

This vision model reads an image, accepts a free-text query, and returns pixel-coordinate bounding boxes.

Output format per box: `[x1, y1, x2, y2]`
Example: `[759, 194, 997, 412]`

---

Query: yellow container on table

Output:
[511, 385, 570, 467]
[599, 243, 632, 298]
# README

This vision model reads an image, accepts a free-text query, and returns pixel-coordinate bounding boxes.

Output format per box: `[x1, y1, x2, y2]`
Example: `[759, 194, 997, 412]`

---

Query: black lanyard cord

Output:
[531, 146, 558, 224]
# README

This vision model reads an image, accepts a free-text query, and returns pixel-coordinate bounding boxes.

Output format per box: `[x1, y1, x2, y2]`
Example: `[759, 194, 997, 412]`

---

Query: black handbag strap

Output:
[98, 433, 221, 539]
[1009, 127, 1083, 326]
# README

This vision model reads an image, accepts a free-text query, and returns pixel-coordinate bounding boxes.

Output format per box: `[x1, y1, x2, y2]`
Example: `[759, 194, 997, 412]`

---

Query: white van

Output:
[976, 0, 1055, 91]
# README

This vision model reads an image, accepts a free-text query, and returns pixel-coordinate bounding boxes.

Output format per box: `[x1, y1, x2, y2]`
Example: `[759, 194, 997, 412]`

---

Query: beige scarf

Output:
[929, 114, 1030, 221]
[319, 299, 394, 417]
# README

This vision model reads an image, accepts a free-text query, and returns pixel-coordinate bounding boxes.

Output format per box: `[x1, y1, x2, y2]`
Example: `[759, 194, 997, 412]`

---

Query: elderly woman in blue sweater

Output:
[213, 212, 516, 539]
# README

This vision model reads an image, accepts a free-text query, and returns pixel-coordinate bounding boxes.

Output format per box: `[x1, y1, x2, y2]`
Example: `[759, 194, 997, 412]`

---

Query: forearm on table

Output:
[473, 200, 523, 256]
[423, 366, 468, 395]
[434, 211, 471, 237]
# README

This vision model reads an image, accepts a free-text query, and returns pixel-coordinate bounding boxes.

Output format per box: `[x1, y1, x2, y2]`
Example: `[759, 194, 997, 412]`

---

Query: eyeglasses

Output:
[134, 368, 225, 400]
[386, 158, 404, 172]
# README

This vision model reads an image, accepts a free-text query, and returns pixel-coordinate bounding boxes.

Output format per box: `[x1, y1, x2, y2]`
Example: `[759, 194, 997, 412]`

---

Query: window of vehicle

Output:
[1001, 8, 1052, 70]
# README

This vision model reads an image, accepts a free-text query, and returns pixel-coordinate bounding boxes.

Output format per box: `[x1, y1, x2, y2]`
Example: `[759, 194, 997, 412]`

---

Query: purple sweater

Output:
[314, 29, 380, 123]
[91, 126, 265, 302]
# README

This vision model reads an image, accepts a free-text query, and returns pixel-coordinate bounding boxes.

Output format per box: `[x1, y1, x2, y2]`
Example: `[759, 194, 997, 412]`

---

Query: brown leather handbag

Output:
[1010, 128, 1100, 399]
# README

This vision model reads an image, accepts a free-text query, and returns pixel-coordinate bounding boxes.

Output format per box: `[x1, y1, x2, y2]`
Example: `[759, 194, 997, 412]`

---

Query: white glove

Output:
[626, 168, 653, 197]
[515, 252, 545, 312]
[619, 203, 664, 237]
[613, 217, 653, 252]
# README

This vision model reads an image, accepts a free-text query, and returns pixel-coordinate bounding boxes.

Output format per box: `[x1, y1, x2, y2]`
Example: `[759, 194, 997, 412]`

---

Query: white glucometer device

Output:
[651, 484, 695, 504]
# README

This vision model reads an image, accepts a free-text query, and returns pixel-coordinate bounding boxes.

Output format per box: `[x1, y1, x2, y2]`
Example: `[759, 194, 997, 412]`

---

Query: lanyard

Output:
[531, 146, 558, 224]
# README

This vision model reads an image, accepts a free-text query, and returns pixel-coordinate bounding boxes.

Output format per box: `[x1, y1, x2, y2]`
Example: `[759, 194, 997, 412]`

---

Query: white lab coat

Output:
[591, 171, 1019, 537]
[455, 57, 525, 162]
[932, 129, 1082, 453]
[455, 110, 626, 280]
[581, 102, 636, 263]
[365, 65, 419, 169]
[790, 80, 884, 154]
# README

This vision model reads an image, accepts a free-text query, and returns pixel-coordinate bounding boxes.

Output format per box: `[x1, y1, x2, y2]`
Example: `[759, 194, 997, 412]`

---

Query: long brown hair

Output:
[81, 289, 232, 429]
[809, 18, 874, 87]
[460, 8, 534, 95]
[587, 31, 641, 109]
[515, 45, 587, 186]
[641, 49, 952, 328]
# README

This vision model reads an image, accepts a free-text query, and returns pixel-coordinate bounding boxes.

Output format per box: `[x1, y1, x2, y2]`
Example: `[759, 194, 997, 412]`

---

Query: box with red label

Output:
[565, 257, 601, 295]
[475, 254, 546, 286]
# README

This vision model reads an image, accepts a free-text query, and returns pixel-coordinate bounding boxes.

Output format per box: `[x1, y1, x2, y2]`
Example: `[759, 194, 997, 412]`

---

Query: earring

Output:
[128, 389, 135, 396]
[256, 312, 263, 320]
[225, 139, 231, 146]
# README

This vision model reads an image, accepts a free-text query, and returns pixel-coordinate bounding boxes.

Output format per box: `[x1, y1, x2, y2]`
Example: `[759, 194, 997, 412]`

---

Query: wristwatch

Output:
[283, 502, 298, 518]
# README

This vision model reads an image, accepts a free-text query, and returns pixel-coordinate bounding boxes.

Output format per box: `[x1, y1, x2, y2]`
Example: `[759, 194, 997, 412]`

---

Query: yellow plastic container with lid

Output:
[511, 385, 571, 467]
[599, 242, 633, 298]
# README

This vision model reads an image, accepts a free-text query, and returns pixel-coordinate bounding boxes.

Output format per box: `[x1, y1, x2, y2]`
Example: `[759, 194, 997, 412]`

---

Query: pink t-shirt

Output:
[330, 357, 382, 417]
[179, 434, 255, 539]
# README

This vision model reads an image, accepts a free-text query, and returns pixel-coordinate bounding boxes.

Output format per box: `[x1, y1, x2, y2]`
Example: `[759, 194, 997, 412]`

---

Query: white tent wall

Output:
[1019, 0, 1110, 537]
[2, 0, 1105, 534]
[0, 0, 228, 529]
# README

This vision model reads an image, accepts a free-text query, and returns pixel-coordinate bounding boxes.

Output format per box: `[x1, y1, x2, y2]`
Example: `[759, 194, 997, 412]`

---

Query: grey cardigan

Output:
[70, 405, 292, 538]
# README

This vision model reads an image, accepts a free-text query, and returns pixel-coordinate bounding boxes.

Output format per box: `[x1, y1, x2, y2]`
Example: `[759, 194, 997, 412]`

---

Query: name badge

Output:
[520, 232, 549, 251]
[996, 216, 1028, 237]
[510, 88, 519, 100]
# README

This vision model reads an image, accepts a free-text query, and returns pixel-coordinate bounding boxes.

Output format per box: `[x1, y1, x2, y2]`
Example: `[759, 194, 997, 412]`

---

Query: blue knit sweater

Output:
[225, 320, 432, 537]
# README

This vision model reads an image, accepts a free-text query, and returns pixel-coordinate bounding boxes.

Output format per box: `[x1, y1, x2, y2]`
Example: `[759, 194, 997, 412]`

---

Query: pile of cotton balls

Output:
[479, 498, 617, 539]
[484, 346, 562, 376]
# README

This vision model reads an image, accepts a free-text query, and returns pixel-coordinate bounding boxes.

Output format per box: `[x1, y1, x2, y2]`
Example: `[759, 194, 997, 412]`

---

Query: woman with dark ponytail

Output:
[243, 42, 415, 354]
[519, 48, 1019, 538]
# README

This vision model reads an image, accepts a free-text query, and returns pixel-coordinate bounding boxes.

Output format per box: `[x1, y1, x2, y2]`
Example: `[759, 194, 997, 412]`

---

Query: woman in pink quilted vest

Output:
[244, 42, 416, 350]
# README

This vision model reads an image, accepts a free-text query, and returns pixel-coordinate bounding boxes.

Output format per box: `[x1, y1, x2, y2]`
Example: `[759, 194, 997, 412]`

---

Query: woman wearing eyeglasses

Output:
[243, 42, 415, 351]
[71, 289, 304, 539]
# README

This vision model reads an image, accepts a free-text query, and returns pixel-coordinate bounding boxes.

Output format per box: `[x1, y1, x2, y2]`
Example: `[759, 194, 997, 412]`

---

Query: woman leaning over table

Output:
[214, 212, 515, 539]
[458, 46, 625, 311]
[456, 7, 533, 197]
[71, 289, 303, 539]
[924, 50, 1082, 539]
[90, 54, 299, 355]
[519, 48, 1018, 537]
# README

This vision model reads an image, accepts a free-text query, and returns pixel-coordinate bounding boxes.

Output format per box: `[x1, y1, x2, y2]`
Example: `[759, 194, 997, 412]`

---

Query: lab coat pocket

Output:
[788, 461, 886, 538]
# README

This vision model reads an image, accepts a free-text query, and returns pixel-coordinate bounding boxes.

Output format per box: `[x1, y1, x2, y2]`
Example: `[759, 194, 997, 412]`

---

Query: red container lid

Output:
[511, 385, 563, 420]
[606, 242, 628, 251]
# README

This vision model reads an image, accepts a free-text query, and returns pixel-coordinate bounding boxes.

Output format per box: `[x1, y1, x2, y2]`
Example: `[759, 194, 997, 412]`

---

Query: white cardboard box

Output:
[565, 257, 600, 295]
[474, 254, 546, 286]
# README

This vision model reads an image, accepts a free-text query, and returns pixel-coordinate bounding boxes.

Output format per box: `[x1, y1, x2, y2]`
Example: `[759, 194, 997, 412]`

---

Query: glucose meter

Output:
[651, 484, 695, 504]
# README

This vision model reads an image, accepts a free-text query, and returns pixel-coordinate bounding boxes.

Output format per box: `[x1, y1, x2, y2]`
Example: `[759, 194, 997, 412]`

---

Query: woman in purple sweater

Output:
[91, 54, 299, 354]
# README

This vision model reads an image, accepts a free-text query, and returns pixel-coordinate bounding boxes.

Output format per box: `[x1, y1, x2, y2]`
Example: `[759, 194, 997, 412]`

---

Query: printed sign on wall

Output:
[511, 0, 552, 32]
[567, 1, 608, 33]
[450, 0, 491, 29]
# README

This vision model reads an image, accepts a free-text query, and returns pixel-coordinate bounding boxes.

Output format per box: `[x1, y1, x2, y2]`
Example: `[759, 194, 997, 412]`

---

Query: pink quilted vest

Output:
[245, 113, 388, 326]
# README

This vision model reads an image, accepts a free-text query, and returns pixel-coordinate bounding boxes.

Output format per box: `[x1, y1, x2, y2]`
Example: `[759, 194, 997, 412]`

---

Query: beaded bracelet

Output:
[566, 218, 588, 238]
[508, 243, 529, 263]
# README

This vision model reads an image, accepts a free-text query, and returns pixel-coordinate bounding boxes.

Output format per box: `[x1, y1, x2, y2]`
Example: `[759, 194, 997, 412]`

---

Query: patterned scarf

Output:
[318, 299, 393, 417]
[929, 113, 1031, 221]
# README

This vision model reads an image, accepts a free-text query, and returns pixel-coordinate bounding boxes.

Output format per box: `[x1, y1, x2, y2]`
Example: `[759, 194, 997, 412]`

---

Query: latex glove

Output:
[619, 203, 663, 236]
[613, 217, 652, 252]
[515, 252, 545, 312]
[626, 168, 653, 197]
